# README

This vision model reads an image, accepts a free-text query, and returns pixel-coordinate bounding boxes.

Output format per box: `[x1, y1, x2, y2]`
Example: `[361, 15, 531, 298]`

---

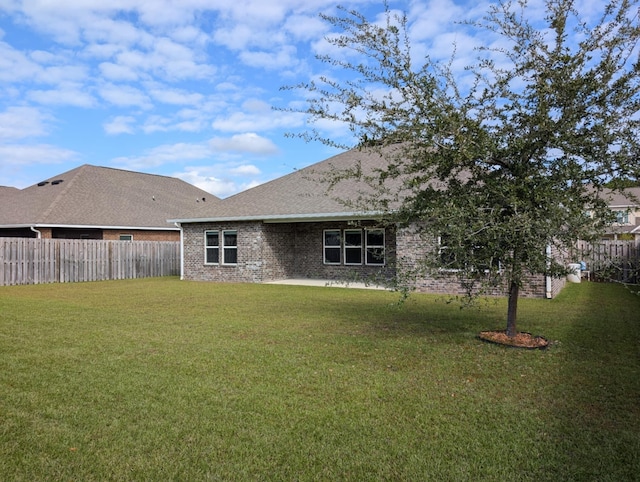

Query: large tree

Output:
[285, 0, 640, 338]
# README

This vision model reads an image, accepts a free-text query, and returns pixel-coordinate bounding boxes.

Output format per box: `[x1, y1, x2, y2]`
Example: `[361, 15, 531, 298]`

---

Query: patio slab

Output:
[264, 279, 389, 290]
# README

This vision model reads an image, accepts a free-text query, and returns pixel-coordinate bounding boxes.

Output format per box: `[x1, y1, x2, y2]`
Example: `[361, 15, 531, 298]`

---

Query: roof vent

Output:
[37, 181, 49, 187]
[51, 179, 64, 185]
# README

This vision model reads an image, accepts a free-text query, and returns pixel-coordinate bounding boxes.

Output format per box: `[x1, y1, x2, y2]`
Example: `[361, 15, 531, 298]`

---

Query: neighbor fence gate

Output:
[575, 240, 639, 284]
[0, 237, 180, 286]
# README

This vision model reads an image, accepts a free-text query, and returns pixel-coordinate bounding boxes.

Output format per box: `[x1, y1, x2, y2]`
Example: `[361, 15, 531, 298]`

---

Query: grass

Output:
[0, 277, 638, 481]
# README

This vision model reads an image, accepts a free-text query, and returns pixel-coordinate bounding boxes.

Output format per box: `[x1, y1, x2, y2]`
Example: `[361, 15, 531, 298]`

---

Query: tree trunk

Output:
[506, 280, 519, 337]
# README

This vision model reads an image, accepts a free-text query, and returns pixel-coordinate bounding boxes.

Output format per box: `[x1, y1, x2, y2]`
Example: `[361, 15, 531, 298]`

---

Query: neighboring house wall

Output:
[102, 230, 179, 242]
[0, 227, 179, 241]
[603, 206, 640, 241]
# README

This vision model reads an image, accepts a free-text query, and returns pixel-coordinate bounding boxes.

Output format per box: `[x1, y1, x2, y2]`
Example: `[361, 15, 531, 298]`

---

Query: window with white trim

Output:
[223, 230, 238, 264]
[438, 234, 501, 272]
[614, 210, 630, 224]
[344, 229, 363, 265]
[438, 234, 461, 270]
[119, 234, 133, 241]
[323, 230, 341, 264]
[205, 231, 219, 264]
[205, 230, 238, 265]
[365, 229, 385, 265]
[324, 228, 386, 266]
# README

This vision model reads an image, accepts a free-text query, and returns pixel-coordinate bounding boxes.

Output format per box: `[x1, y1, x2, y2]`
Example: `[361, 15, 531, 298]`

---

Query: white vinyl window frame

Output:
[204, 230, 238, 265]
[324, 228, 386, 266]
[323, 229, 341, 265]
[343, 229, 363, 265]
[365, 229, 385, 266]
[437, 235, 502, 273]
[614, 209, 630, 224]
[222, 230, 238, 265]
[205, 230, 220, 265]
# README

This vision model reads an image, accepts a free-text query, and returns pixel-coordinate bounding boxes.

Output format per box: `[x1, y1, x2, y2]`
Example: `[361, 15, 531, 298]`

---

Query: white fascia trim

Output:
[168, 211, 386, 224]
[0, 223, 178, 231]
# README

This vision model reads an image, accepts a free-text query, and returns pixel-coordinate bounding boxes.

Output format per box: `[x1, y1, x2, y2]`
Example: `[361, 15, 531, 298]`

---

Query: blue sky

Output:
[0, 0, 605, 197]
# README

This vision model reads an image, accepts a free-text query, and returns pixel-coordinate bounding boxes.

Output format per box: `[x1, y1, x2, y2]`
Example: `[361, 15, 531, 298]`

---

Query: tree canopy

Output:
[284, 0, 640, 336]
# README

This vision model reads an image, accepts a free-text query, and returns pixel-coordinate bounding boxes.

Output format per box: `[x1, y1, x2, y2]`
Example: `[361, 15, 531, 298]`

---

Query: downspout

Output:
[175, 222, 184, 280]
[545, 244, 552, 299]
[30, 226, 42, 239]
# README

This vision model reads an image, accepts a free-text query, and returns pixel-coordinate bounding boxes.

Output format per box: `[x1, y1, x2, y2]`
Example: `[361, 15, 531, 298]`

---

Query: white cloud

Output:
[0, 41, 42, 82]
[212, 24, 254, 51]
[211, 105, 304, 133]
[28, 83, 96, 107]
[147, 84, 204, 105]
[284, 14, 328, 41]
[177, 168, 241, 198]
[99, 62, 139, 81]
[0, 106, 51, 140]
[240, 45, 299, 70]
[229, 164, 261, 176]
[175, 163, 265, 198]
[98, 83, 152, 108]
[113, 37, 215, 80]
[103, 115, 136, 135]
[111, 142, 213, 169]
[210, 133, 279, 156]
[0, 143, 77, 165]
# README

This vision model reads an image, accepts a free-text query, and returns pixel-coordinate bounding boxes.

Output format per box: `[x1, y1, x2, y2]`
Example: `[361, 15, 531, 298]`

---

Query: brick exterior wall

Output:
[102, 229, 179, 242]
[181, 221, 395, 284]
[396, 223, 566, 298]
[181, 220, 566, 298]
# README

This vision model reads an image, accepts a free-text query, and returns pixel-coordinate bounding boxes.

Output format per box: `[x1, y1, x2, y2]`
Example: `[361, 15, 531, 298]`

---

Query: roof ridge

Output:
[38, 164, 88, 222]
[86, 164, 194, 183]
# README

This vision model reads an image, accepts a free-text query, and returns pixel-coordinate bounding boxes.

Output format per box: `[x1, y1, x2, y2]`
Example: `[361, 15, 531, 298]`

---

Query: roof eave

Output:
[169, 211, 386, 224]
[0, 223, 178, 231]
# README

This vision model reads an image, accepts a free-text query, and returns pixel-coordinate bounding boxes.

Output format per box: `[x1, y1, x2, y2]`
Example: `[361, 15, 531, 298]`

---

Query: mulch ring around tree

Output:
[478, 330, 549, 349]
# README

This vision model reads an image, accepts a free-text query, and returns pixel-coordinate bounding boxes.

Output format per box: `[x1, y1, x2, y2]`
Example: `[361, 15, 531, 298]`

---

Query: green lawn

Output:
[1, 278, 638, 481]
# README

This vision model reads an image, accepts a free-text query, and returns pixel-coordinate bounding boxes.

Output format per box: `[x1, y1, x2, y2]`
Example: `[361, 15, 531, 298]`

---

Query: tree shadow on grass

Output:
[299, 286, 506, 341]
[541, 282, 640, 479]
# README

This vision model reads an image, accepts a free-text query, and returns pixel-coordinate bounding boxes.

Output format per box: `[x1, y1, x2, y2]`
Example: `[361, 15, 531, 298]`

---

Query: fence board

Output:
[575, 240, 639, 284]
[0, 238, 179, 286]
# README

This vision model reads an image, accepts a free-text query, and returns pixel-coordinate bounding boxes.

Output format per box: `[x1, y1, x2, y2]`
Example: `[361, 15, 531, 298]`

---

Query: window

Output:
[438, 234, 501, 272]
[366, 229, 385, 265]
[438, 235, 461, 270]
[223, 230, 238, 264]
[344, 229, 363, 265]
[205, 231, 219, 264]
[324, 230, 341, 264]
[205, 230, 238, 265]
[119, 234, 133, 241]
[324, 228, 386, 266]
[614, 210, 630, 224]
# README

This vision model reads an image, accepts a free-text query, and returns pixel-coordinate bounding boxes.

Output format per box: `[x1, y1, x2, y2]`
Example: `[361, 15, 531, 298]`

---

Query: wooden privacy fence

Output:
[575, 240, 639, 284]
[0, 238, 180, 286]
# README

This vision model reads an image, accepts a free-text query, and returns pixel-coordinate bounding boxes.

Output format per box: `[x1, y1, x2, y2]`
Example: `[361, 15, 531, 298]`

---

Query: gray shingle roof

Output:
[0, 164, 219, 229]
[173, 148, 404, 222]
[604, 186, 640, 207]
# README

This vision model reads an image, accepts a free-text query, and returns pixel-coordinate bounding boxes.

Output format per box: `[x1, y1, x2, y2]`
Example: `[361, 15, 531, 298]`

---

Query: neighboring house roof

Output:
[172, 148, 405, 223]
[604, 186, 640, 207]
[0, 164, 218, 230]
[0, 186, 19, 202]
